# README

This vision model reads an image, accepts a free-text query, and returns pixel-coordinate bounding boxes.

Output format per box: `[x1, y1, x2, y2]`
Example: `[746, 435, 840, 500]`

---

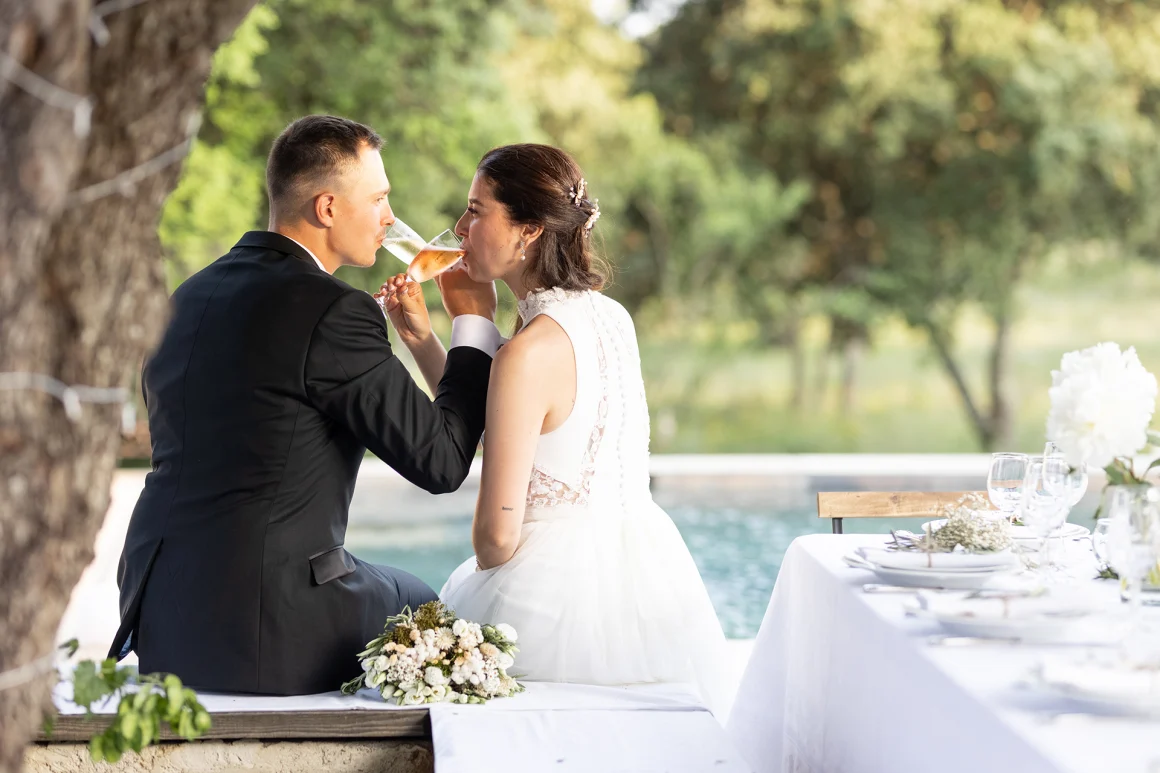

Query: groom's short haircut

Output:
[266, 115, 382, 220]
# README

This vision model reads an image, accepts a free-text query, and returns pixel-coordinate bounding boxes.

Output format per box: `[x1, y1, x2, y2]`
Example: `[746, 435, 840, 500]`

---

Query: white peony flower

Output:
[425, 667, 448, 687]
[1046, 342, 1157, 470]
[495, 623, 518, 642]
[496, 651, 515, 671]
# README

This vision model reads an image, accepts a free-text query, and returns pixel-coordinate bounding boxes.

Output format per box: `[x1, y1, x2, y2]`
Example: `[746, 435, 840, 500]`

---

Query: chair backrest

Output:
[817, 491, 987, 534]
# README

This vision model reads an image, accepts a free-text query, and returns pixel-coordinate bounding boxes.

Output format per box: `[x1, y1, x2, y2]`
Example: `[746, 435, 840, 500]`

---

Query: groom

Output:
[108, 115, 502, 695]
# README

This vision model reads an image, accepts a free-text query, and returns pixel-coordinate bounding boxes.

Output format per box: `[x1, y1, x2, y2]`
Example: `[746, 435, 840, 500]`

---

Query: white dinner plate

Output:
[858, 546, 1019, 572]
[864, 564, 1017, 590]
[1031, 657, 1160, 715]
[922, 519, 1090, 543]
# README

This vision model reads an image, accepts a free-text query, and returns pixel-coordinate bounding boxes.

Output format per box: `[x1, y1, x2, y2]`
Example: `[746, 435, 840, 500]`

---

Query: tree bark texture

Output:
[0, 0, 255, 769]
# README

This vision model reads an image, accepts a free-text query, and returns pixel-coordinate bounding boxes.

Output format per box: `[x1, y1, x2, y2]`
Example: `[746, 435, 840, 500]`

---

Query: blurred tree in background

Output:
[157, 0, 1160, 452]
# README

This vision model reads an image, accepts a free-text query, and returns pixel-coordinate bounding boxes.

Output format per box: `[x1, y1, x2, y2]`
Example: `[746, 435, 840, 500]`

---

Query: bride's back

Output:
[519, 288, 652, 512]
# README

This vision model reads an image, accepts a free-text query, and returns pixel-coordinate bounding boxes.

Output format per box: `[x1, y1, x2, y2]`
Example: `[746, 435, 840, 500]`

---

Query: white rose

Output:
[425, 667, 448, 686]
[496, 651, 514, 671]
[495, 623, 518, 642]
[1047, 342, 1157, 469]
[452, 619, 469, 637]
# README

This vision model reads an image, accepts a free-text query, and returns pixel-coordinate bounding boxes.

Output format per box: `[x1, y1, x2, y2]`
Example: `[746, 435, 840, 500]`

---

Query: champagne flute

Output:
[987, 452, 1028, 522]
[406, 229, 465, 283]
[380, 218, 427, 266]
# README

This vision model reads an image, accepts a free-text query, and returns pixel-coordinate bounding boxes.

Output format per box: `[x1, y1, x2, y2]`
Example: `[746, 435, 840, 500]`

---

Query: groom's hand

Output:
[436, 266, 497, 321]
[375, 274, 431, 349]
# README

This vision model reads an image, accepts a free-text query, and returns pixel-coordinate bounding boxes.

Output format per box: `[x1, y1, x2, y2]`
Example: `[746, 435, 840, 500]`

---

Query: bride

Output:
[380, 144, 730, 715]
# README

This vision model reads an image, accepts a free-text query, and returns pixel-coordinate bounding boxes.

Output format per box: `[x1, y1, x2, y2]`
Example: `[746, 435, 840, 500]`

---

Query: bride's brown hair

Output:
[475, 144, 610, 292]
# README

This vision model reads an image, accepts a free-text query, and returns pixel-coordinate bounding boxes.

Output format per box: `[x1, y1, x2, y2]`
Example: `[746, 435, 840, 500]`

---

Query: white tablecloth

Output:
[727, 534, 1160, 773]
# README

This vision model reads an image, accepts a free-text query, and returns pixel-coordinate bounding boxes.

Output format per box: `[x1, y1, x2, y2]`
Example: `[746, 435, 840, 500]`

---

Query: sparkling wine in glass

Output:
[987, 452, 1028, 521]
[406, 229, 465, 283]
[380, 218, 427, 266]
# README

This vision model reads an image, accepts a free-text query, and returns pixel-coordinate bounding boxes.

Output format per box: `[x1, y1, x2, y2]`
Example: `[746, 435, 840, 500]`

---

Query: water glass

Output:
[1021, 455, 1069, 573]
[1091, 518, 1113, 570]
[987, 452, 1028, 521]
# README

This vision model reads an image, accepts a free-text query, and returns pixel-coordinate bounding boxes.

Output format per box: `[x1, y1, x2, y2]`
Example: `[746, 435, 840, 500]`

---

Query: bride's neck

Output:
[503, 272, 532, 302]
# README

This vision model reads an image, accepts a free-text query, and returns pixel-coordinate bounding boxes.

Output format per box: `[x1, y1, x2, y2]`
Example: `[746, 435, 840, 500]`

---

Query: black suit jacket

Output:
[109, 231, 491, 694]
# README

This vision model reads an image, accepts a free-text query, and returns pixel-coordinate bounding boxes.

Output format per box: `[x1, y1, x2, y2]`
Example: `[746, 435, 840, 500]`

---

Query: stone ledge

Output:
[24, 740, 434, 773]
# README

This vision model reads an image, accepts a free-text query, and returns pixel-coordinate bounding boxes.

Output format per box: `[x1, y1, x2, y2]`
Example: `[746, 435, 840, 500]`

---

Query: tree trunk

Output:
[787, 311, 806, 410]
[812, 325, 830, 411]
[922, 320, 995, 450]
[984, 303, 1014, 451]
[0, 1, 255, 769]
[839, 336, 863, 418]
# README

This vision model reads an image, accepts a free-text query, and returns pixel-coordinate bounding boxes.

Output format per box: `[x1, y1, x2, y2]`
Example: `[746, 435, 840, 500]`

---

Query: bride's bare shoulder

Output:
[494, 314, 571, 371]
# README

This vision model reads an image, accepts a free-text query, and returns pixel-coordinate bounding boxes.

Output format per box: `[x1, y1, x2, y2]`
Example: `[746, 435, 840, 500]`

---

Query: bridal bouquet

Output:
[340, 601, 524, 705]
[1046, 342, 1159, 482]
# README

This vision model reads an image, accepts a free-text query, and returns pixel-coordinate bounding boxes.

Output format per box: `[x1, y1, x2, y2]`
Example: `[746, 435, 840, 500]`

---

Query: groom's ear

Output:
[314, 193, 337, 228]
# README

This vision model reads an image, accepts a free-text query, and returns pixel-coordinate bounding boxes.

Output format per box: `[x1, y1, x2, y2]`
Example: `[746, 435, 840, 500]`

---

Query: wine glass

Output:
[1043, 441, 1089, 509]
[1021, 455, 1069, 575]
[406, 229, 465, 283]
[1106, 486, 1160, 625]
[987, 452, 1029, 522]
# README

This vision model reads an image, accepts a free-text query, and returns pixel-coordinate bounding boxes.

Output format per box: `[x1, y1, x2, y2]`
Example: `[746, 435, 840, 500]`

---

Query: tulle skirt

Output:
[440, 499, 731, 717]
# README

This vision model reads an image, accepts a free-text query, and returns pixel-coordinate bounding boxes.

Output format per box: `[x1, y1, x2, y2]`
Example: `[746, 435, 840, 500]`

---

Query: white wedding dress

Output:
[440, 287, 731, 716]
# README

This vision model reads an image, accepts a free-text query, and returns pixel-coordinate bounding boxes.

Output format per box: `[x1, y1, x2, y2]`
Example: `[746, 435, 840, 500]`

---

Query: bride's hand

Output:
[374, 274, 430, 349]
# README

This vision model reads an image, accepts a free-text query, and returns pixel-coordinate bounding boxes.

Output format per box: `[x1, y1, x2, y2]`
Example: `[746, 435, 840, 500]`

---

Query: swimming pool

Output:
[344, 462, 1100, 639]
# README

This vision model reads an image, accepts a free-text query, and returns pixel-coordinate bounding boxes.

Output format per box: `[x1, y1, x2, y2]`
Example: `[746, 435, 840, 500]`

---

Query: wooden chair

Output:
[817, 491, 986, 534]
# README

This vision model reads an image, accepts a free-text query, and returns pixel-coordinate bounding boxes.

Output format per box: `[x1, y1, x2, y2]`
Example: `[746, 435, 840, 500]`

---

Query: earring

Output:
[519, 240, 526, 261]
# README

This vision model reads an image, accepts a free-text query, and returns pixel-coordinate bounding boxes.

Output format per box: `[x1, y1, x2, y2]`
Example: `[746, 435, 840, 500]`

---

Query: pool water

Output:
[345, 478, 1099, 639]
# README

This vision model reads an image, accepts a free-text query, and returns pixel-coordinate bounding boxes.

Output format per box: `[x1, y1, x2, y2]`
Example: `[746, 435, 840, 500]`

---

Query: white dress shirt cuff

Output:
[450, 315, 503, 358]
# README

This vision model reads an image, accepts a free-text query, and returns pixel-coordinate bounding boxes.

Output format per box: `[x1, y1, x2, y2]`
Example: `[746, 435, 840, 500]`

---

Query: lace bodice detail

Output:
[517, 287, 651, 510]
[516, 287, 587, 322]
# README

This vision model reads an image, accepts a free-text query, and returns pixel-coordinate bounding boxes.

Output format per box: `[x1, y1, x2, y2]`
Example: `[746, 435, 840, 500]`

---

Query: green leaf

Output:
[340, 673, 367, 695]
[98, 729, 123, 763]
[41, 713, 55, 740]
[194, 709, 212, 733]
[59, 639, 80, 658]
[89, 734, 103, 761]
[72, 661, 112, 709]
[1105, 463, 1128, 486]
[140, 715, 155, 748]
[120, 711, 139, 746]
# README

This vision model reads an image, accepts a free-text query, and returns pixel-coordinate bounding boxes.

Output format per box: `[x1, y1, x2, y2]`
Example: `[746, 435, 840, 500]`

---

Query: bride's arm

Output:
[473, 333, 549, 569]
